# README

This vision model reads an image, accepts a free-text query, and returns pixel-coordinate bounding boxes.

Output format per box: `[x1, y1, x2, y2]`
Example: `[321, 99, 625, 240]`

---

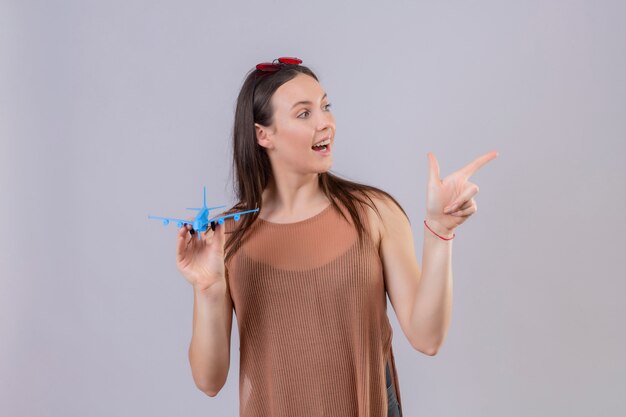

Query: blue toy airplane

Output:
[148, 186, 259, 240]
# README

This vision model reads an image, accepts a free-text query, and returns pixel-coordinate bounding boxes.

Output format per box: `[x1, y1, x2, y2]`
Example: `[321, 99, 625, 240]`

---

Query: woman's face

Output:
[255, 73, 336, 176]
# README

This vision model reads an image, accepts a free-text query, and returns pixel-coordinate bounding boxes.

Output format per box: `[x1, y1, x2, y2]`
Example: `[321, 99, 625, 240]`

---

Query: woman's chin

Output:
[315, 163, 333, 174]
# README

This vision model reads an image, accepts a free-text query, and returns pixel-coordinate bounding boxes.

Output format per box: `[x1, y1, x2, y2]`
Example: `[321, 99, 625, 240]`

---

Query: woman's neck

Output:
[260, 173, 330, 221]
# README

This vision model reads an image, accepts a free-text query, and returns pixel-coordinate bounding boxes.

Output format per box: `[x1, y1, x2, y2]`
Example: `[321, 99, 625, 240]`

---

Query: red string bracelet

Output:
[424, 220, 455, 240]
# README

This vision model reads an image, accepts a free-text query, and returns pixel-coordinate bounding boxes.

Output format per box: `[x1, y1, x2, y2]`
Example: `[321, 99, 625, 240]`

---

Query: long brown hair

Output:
[224, 62, 409, 264]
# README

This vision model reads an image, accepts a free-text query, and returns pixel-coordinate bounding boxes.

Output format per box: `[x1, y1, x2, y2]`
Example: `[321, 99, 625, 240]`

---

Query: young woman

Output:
[176, 57, 498, 417]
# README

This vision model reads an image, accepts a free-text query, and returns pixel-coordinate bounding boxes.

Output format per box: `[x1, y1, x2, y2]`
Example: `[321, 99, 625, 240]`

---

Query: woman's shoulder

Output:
[349, 188, 402, 215]
[342, 189, 387, 247]
[348, 189, 409, 245]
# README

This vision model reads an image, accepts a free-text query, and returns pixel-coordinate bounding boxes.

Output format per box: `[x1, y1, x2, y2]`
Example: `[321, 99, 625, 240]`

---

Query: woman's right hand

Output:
[176, 219, 227, 292]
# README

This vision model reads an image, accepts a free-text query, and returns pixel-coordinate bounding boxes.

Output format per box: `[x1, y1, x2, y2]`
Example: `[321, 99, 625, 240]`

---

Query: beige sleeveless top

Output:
[225, 201, 403, 416]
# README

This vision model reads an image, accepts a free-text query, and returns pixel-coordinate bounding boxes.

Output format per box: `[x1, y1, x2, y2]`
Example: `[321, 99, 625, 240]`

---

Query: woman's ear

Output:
[255, 123, 274, 150]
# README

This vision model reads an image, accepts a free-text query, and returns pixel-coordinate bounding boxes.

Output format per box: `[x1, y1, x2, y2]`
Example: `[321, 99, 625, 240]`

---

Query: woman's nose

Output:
[317, 112, 335, 130]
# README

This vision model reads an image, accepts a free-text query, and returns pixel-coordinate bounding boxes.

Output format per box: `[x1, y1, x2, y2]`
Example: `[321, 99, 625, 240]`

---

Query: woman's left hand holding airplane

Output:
[424, 150, 499, 236]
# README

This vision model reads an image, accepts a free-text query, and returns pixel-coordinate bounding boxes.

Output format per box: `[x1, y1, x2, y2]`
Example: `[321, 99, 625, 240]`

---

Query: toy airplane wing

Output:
[147, 215, 193, 228]
[207, 209, 260, 229]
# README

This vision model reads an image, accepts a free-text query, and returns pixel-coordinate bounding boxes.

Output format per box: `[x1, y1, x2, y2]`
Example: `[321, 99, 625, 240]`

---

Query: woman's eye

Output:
[298, 103, 332, 119]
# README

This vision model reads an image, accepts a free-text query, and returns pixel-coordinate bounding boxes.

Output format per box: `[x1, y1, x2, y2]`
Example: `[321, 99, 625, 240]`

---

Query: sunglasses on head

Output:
[256, 57, 303, 72]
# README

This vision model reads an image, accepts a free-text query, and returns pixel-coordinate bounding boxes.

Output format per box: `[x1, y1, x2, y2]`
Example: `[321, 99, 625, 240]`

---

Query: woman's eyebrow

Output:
[291, 92, 328, 109]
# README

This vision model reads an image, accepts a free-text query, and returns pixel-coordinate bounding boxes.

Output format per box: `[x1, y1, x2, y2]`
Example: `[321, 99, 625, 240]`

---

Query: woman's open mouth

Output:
[311, 140, 332, 155]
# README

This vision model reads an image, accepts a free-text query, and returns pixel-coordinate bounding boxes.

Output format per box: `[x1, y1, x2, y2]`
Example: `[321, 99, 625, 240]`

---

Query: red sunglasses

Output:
[256, 57, 303, 72]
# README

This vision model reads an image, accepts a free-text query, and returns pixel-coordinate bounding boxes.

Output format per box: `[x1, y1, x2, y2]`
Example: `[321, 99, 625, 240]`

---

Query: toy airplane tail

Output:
[186, 186, 226, 211]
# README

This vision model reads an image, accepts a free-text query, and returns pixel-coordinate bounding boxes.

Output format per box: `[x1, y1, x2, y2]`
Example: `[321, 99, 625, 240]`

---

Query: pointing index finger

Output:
[461, 150, 499, 178]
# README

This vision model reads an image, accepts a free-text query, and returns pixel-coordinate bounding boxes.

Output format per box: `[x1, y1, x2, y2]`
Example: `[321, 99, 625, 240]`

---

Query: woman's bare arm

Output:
[188, 281, 233, 396]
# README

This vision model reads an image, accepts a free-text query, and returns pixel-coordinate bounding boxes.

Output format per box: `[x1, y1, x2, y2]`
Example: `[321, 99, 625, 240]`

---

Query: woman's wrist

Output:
[193, 281, 227, 299]
[424, 218, 455, 240]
